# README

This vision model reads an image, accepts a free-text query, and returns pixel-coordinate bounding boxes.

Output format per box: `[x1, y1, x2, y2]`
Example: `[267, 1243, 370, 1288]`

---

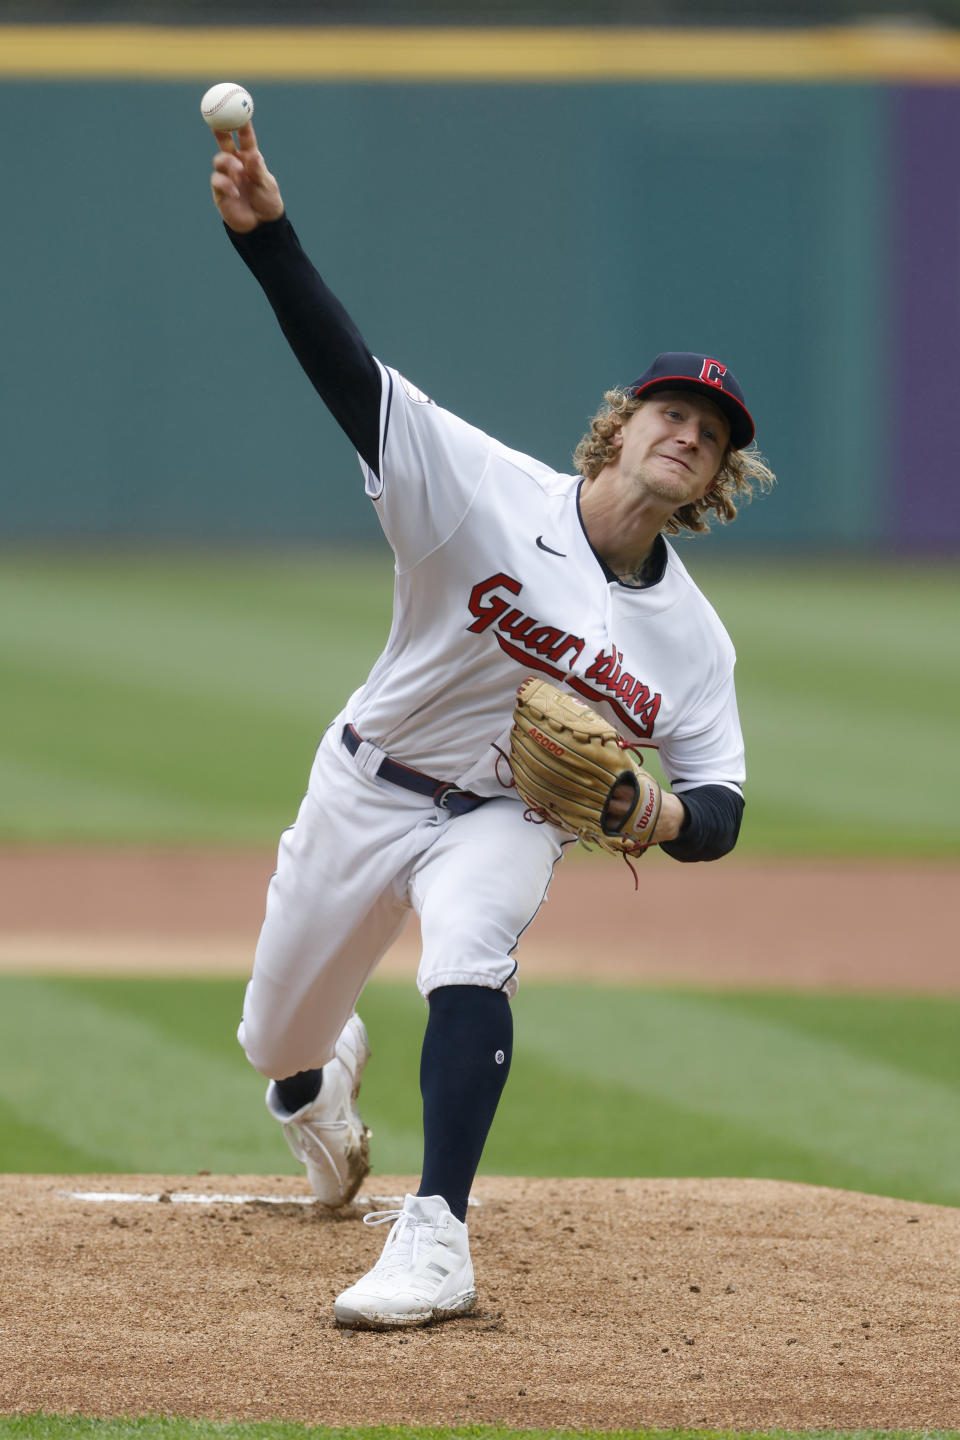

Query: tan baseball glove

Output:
[508, 677, 662, 856]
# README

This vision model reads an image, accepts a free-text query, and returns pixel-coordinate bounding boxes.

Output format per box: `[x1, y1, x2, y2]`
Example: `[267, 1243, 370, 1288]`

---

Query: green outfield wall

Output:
[0, 25, 956, 550]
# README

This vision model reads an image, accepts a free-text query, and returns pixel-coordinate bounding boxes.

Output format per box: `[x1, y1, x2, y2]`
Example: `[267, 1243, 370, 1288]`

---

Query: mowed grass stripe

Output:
[740, 699, 960, 846]
[486, 1050, 895, 1199]
[703, 560, 960, 668]
[513, 987, 960, 1206]
[697, 559, 960, 851]
[0, 655, 317, 838]
[0, 557, 391, 718]
[0, 977, 281, 1175]
[0, 752, 262, 845]
[709, 991, 960, 1088]
[3, 978, 960, 1210]
[0, 1096, 115, 1173]
[0, 552, 389, 844]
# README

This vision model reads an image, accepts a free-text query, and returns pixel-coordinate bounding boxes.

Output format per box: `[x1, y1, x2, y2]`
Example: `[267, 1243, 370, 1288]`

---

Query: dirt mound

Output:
[2, 1173, 958, 1429]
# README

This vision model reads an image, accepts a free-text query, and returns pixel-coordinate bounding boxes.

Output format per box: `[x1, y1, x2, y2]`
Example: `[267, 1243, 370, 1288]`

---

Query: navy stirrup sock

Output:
[274, 1067, 323, 1113]
[417, 983, 513, 1223]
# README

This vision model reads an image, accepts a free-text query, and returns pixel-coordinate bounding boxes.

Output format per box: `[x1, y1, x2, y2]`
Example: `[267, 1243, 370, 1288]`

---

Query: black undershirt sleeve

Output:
[659, 784, 744, 862]
[226, 215, 382, 475]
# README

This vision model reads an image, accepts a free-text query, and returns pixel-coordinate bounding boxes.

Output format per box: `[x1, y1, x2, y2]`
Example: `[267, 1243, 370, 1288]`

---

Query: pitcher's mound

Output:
[2, 1173, 957, 1430]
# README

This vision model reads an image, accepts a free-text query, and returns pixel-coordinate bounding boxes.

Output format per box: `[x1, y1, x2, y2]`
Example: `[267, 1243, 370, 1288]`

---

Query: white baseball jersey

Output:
[231, 216, 749, 1093]
[345, 362, 745, 801]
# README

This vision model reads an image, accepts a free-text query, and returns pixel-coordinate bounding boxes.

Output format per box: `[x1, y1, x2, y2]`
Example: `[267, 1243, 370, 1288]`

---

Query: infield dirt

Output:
[2, 847, 959, 1428]
[1, 845, 957, 990]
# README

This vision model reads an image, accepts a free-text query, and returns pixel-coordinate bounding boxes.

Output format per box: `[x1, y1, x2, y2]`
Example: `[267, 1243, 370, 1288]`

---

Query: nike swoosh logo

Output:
[536, 536, 566, 557]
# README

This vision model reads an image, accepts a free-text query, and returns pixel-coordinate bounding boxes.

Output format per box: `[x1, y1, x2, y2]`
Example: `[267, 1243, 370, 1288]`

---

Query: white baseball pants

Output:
[238, 721, 565, 1079]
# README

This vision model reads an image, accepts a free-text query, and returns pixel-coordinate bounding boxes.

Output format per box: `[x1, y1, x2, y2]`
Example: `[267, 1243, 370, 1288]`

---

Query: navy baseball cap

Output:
[630, 352, 755, 450]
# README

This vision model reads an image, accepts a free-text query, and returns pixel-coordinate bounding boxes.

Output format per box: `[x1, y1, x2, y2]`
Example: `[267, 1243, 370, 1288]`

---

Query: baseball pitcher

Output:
[207, 119, 775, 1330]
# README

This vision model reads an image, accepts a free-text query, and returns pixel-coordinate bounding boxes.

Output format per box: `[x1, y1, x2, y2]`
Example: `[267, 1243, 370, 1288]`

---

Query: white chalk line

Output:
[64, 1190, 480, 1208]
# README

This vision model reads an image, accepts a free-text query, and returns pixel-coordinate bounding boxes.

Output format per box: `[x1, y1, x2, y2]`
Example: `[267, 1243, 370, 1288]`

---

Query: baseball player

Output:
[208, 121, 774, 1330]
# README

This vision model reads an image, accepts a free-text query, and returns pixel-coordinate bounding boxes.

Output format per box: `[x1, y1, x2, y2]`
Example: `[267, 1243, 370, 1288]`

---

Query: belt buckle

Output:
[433, 783, 463, 811]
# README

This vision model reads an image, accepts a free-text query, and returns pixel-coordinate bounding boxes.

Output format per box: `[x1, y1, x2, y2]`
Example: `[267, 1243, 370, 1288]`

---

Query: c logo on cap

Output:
[699, 358, 727, 388]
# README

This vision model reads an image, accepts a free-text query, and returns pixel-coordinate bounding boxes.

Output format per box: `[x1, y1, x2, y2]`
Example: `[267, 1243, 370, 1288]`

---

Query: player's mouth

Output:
[656, 452, 691, 472]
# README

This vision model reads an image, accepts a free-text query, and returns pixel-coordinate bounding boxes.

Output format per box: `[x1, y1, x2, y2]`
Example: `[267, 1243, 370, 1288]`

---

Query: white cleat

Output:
[334, 1193, 478, 1329]
[265, 1013, 371, 1207]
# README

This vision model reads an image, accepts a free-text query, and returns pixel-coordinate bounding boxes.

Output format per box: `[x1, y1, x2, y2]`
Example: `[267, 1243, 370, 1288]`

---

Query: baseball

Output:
[200, 82, 254, 132]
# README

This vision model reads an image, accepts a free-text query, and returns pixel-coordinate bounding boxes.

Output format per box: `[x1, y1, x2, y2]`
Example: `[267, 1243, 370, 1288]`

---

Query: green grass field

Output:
[3, 975, 960, 1208]
[1, 550, 958, 854]
[4, 1424, 958, 1440]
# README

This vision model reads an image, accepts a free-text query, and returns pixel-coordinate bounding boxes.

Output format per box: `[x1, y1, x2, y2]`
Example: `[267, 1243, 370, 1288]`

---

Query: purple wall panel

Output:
[893, 88, 960, 550]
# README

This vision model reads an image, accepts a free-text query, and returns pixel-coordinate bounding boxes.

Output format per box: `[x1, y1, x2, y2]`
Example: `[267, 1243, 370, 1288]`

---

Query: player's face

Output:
[615, 391, 730, 507]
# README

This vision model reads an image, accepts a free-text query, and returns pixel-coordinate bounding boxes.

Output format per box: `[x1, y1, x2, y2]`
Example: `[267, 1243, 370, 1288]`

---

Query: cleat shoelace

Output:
[280, 1115, 348, 1165]
[361, 1209, 436, 1280]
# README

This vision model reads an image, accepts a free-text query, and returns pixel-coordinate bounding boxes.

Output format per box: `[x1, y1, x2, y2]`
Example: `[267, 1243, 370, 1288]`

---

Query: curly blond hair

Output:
[573, 389, 776, 536]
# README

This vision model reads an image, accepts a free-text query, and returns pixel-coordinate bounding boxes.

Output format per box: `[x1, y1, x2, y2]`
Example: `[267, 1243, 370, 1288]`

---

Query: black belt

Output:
[341, 725, 489, 817]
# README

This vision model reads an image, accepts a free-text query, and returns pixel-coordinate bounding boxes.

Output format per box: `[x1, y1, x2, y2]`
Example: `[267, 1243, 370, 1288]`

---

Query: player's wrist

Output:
[648, 789, 683, 846]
